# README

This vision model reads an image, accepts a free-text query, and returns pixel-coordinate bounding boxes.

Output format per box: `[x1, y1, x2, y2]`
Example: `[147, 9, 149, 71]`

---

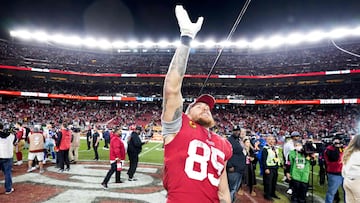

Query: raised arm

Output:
[162, 44, 190, 122]
[161, 6, 203, 145]
[162, 5, 203, 121]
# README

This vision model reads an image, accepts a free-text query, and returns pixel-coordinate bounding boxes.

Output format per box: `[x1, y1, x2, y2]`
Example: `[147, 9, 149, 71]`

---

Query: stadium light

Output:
[285, 32, 305, 45]
[329, 28, 353, 39]
[142, 40, 155, 48]
[112, 40, 126, 48]
[219, 40, 233, 48]
[11, 30, 32, 40]
[127, 40, 140, 48]
[204, 39, 216, 48]
[235, 39, 248, 49]
[352, 26, 360, 37]
[158, 40, 170, 48]
[98, 39, 112, 49]
[83, 37, 98, 48]
[32, 31, 49, 42]
[250, 37, 267, 49]
[66, 36, 82, 46]
[171, 40, 181, 47]
[267, 35, 284, 48]
[9, 30, 17, 37]
[190, 40, 201, 48]
[9, 24, 360, 50]
[305, 30, 327, 42]
[52, 34, 68, 44]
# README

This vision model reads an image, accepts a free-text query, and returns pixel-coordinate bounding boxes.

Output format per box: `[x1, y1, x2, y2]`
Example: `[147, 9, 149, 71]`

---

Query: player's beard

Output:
[194, 117, 215, 128]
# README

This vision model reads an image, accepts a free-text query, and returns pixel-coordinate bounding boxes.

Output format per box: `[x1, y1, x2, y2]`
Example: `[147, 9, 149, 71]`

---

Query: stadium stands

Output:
[0, 39, 359, 75]
[0, 39, 358, 139]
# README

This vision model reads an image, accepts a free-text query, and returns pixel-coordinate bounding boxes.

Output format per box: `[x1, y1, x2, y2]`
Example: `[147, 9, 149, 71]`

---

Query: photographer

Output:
[0, 123, 16, 194]
[324, 137, 345, 203]
[286, 140, 316, 203]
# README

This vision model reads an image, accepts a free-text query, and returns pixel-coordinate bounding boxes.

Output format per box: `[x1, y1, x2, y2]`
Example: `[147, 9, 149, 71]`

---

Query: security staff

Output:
[261, 135, 282, 201]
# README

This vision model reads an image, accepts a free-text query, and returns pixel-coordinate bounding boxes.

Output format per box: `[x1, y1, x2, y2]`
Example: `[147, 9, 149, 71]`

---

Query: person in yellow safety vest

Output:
[261, 134, 283, 201]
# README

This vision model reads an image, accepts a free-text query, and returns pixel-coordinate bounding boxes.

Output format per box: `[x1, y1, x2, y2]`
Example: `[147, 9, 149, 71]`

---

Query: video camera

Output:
[303, 140, 317, 155]
[72, 127, 81, 133]
[321, 132, 350, 146]
[3, 123, 17, 135]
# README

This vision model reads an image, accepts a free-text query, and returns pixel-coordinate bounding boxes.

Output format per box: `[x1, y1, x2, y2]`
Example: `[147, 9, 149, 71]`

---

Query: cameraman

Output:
[0, 123, 16, 194]
[324, 137, 345, 203]
[286, 140, 316, 203]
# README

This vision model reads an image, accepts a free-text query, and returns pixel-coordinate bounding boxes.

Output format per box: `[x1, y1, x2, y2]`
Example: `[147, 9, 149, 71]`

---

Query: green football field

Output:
[76, 139, 164, 164]
[19, 139, 164, 164]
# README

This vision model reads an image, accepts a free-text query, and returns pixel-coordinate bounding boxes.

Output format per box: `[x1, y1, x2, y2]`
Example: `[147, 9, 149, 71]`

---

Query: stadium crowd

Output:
[0, 98, 358, 140]
[0, 75, 359, 100]
[0, 39, 359, 75]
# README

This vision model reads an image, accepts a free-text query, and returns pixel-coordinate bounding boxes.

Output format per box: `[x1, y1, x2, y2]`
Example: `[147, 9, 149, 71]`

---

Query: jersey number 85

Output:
[185, 139, 225, 186]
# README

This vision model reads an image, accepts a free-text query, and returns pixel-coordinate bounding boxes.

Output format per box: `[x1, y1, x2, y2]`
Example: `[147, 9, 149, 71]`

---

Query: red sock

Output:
[16, 152, 22, 161]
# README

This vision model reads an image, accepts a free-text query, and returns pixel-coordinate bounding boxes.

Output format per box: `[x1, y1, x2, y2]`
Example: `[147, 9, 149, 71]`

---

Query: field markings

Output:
[139, 143, 162, 157]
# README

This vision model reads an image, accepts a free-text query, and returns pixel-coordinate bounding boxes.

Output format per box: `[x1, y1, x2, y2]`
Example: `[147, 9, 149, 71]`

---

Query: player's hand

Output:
[265, 169, 270, 174]
[175, 5, 203, 39]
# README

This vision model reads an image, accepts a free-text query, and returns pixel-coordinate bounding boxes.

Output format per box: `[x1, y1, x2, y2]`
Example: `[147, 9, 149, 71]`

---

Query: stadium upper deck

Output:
[0, 39, 359, 104]
[0, 39, 359, 75]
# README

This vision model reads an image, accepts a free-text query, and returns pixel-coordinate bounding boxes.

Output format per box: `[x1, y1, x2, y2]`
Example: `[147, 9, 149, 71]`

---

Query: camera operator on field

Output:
[286, 140, 316, 203]
[324, 136, 346, 203]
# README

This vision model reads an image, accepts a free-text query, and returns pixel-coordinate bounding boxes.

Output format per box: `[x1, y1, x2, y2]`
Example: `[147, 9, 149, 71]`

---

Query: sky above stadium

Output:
[0, 0, 359, 41]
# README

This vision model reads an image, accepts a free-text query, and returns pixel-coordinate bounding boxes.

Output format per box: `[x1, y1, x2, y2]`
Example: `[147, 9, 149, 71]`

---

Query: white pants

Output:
[28, 152, 44, 161]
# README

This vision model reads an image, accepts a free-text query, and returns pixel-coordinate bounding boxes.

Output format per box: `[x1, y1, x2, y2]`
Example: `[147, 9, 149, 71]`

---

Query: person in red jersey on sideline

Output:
[161, 5, 232, 203]
[101, 127, 126, 189]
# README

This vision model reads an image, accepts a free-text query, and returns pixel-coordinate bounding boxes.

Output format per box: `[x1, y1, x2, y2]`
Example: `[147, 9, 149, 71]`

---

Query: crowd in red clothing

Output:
[0, 98, 358, 140]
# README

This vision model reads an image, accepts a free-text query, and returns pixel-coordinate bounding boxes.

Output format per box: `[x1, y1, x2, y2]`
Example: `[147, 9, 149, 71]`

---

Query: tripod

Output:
[310, 161, 314, 203]
[307, 155, 317, 203]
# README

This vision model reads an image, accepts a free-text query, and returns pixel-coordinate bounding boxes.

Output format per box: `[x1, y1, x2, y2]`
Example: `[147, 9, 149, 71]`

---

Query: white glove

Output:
[175, 5, 204, 39]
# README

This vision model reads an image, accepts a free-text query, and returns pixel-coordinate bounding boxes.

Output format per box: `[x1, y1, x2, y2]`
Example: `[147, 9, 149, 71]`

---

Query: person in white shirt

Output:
[342, 134, 360, 203]
[121, 126, 131, 151]
[283, 131, 301, 195]
[0, 123, 16, 194]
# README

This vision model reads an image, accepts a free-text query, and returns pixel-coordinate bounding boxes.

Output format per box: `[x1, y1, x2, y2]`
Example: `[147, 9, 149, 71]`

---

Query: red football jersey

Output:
[16, 128, 24, 140]
[163, 113, 232, 203]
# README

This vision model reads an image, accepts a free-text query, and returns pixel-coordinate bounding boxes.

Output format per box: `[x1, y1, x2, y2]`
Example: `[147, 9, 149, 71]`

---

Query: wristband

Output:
[180, 36, 192, 46]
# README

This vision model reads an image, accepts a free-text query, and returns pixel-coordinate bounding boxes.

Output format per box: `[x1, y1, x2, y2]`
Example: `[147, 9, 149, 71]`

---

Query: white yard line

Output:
[139, 143, 162, 157]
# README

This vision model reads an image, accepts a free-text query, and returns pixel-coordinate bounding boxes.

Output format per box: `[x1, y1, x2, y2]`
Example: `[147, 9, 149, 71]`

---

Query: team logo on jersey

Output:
[189, 121, 197, 129]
